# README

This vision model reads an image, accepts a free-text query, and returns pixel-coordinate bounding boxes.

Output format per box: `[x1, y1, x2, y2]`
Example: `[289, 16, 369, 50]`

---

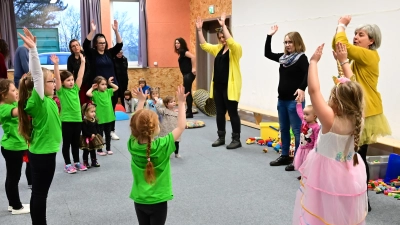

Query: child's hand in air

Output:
[92, 83, 98, 89]
[333, 42, 348, 63]
[50, 54, 59, 65]
[176, 85, 189, 103]
[18, 28, 36, 49]
[133, 87, 148, 102]
[310, 43, 325, 63]
[108, 77, 114, 84]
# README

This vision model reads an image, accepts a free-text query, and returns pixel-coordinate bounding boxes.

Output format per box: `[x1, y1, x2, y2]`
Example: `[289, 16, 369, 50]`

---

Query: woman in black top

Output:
[264, 25, 309, 171]
[174, 37, 196, 118]
[83, 20, 122, 141]
[67, 39, 91, 105]
[113, 50, 129, 109]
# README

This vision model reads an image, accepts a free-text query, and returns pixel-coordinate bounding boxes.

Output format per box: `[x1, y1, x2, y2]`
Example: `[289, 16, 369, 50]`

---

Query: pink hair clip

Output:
[147, 158, 150, 162]
[332, 76, 351, 86]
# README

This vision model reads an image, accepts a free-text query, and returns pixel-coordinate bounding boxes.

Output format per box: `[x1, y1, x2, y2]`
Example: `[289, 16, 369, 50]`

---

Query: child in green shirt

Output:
[51, 53, 87, 174]
[17, 27, 62, 225]
[128, 85, 188, 225]
[86, 76, 118, 155]
[0, 79, 30, 215]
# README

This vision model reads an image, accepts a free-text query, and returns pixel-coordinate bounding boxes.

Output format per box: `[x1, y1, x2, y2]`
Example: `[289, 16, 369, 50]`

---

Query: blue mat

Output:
[115, 111, 130, 121]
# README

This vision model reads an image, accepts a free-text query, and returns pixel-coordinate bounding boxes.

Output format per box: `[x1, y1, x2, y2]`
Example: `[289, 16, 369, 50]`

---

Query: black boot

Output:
[212, 131, 225, 147]
[226, 133, 242, 149]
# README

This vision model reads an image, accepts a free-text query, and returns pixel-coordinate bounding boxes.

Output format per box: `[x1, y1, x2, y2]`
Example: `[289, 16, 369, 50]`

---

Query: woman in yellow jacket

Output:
[196, 13, 242, 149]
[333, 15, 391, 212]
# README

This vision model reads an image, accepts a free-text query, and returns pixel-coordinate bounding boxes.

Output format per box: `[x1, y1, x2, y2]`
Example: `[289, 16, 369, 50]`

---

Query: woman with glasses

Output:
[83, 20, 122, 141]
[196, 12, 243, 150]
[264, 25, 309, 172]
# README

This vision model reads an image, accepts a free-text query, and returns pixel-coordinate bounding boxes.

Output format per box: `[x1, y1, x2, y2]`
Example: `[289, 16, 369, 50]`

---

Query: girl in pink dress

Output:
[293, 103, 320, 177]
[293, 43, 367, 225]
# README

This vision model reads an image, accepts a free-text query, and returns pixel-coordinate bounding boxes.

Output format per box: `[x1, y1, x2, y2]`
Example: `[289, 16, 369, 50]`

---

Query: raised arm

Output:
[133, 87, 148, 111]
[50, 54, 62, 90]
[75, 53, 85, 88]
[86, 21, 97, 41]
[308, 44, 335, 133]
[185, 51, 197, 75]
[108, 77, 118, 92]
[112, 20, 122, 44]
[264, 26, 284, 62]
[333, 42, 354, 79]
[19, 28, 44, 99]
[196, 17, 206, 45]
[86, 83, 97, 98]
[171, 86, 189, 141]
[218, 13, 232, 40]
[296, 103, 304, 119]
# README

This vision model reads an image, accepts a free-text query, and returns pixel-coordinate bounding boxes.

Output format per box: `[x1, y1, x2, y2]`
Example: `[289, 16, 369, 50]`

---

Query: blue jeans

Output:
[277, 100, 304, 156]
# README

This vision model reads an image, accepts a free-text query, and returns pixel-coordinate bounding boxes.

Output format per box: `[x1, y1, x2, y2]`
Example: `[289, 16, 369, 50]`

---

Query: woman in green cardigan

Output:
[196, 12, 242, 149]
[333, 15, 391, 212]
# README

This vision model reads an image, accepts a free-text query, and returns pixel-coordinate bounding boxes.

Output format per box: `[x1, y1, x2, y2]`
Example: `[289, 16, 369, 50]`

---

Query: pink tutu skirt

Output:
[294, 146, 312, 170]
[292, 150, 368, 225]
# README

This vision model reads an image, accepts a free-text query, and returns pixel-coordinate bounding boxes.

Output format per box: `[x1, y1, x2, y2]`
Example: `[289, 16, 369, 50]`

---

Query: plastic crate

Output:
[367, 155, 389, 180]
[260, 122, 280, 140]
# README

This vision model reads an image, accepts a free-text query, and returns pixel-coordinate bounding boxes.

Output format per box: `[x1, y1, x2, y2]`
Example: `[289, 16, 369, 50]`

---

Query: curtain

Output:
[0, 0, 18, 69]
[138, 0, 148, 67]
[80, 0, 102, 45]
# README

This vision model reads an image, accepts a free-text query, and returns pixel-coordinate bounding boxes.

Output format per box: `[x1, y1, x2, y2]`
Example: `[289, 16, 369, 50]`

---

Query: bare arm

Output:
[86, 84, 97, 97]
[50, 55, 62, 91]
[133, 87, 148, 111]
[112, 20, 122, 44]
[11, 108, 19, 117]
[86, 21, 97, 41]
[196, 17, 206, 44]
[185, 51, 196, 75]
[308, 44, 335, 133]
[108, 77, 118, 92]
[171, 86, 189, 141]
[334, 42, 354, 79]
[75, 54, 85, 88]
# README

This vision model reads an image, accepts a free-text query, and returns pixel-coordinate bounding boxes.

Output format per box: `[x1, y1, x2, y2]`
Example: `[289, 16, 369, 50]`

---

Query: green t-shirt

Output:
[0, 102, 28, 150]
[92, 88, 115, 124]
[57, 84, 82, 122]
[128, 132, 176, 204]
[25, 89, 62, 154]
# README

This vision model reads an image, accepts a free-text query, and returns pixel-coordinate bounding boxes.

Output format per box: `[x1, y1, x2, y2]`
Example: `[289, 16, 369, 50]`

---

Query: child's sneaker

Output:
[74, 162, 87, 171]
[91, 159, 100, 167]
[175, 154, 181, 158]
[83, 160, 91, 169]
[107, 150, 113, 155]
[97, 151, 107, 156]
[64, 164, 77, 174]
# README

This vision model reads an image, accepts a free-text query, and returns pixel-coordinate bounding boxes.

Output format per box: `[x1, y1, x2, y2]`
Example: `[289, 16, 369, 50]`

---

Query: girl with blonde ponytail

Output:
[128, 85, 188, 225]
[292, 43, 368, 225]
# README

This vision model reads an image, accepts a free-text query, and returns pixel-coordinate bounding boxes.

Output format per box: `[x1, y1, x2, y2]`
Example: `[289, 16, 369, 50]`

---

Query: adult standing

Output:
[113, 50, 128, 108]
[264, 25, 309, 171]
[67, 39, 91, 106]
[196, 12, 243, 149]
[0, 39, 9, 79]
[83, 20, 122, 140]
[14, 43, 30, 88]
[333, 15, 391, 212]
[174, 37, 196, 118]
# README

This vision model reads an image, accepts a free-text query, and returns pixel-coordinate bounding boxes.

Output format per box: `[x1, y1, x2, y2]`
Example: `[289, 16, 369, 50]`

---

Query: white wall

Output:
[232, 0, 400, 139]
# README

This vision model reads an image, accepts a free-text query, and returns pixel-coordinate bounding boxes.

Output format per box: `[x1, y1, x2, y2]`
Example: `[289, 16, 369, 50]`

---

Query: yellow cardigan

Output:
[200, 37, 242, 102]
[332, 32, 382, 117]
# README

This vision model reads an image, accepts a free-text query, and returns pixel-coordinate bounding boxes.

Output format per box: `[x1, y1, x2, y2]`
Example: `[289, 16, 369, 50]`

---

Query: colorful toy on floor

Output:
[368, 177, 400, 198]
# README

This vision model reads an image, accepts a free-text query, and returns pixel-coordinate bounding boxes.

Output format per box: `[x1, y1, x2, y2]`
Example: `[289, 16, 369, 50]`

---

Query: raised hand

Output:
[50, 54, 59, 65]
[133, 87, 148, 102]
[268, 25, 279, 36]
[91, 20, 97, 31]
[92, 83, 98, 89]
[333, 42, 348, 63]
[18, 27, 36, 48]
[112, 20, 118, 31]
[108, 77, 114, 84]
[218, 12, 226, 26]
[176, 85, 189, 103]
[196, 17, 203, 30]
[338, 15, 351, 26]
[79, 53, 85, 63]
[310, 43, 325, 63]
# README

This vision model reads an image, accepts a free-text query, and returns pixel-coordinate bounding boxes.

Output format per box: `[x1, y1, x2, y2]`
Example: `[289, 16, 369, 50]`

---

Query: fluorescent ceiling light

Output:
[50, 0, 57, 3]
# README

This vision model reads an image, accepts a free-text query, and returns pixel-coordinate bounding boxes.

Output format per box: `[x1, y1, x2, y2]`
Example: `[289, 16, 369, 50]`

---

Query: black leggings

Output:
[1, 147, 25, 209]
[174, 142, 179, 154]
[358, 144, 369, 188]
[183, 73, 195, 112]
[213, 83, 241, 133]
[82, 150, 97, 161]
[134, 201, 168, 225]
[111, 91, 119, 132]
[61, 122, 81, 165]
[29, 152, 56, 225]
[98, 122, 112, 151]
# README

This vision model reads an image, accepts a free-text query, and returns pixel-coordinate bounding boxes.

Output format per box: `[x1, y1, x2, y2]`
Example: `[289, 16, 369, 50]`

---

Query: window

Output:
[111, 0, 140, 66]
[14, 0, 81, 53]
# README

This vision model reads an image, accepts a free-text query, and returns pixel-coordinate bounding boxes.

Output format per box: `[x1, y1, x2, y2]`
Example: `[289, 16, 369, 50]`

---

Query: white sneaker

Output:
[111, 131, 120, 140]
[8, 204, 30, 212]
[12, 206, 30, 215]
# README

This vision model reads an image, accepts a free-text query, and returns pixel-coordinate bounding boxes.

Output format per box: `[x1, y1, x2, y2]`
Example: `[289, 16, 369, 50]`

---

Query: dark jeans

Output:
[183, 73, 195, 112]
[61, 122, 81, 165]
[29, 152, 56, 225]
[98, 122, 112, 151]
[174, 142, 179, 154]
[1, 147, 25, 209]
[111, 90, 119, 132]
[82, 150, 97, 161]
[213, 83, 241, 133]
[134, 201, 168, 225]
[277, 100, 303, 156]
